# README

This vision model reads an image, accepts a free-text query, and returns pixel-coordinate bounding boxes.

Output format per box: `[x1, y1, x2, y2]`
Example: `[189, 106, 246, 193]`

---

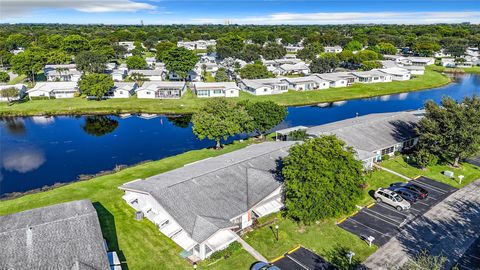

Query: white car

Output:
[374, 188, 411, 211]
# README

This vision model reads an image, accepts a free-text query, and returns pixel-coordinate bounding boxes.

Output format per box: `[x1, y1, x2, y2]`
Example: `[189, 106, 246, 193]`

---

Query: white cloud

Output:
[2, 147, 46, 173]
[191, 11, 480, 25]
[1, 0, 156, 18]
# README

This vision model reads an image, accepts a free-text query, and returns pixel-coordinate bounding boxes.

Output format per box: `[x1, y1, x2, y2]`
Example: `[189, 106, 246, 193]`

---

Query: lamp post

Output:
[347, 251, 355, 264]
[193, 262, 197, 269]
[458, 175, 464, 185]
[275, 225, 279, 241]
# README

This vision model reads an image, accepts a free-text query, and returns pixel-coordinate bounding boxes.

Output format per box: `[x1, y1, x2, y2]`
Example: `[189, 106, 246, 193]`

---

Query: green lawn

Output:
[0, 140, 254, 270]
[0, 68, 449, 116]
[8, 74, 27, 85]
[430, 65, 480, 74]
[358, 169, 407, 206]
[380, 156, 480, 188]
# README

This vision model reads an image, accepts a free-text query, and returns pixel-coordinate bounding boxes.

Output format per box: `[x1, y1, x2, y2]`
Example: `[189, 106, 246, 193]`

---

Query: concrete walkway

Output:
[363, 179, 480, 269]
[374, 164, 411, 181]
[236, 236, 268, 262]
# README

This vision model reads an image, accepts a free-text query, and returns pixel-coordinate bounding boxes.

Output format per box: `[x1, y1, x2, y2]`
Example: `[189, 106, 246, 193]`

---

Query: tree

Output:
[239, 63, 273, 79]
[0, 71, 10, 83]
[75, 51, 107, 73]
[214, 68, 229, 82]
[83, 116, 119, 136]
[0, 87, 19, 102]
[126, 55, 147, 69]
[417, 95, 480, 167]
[412, 39, 441, 57]
[166, 114, 192, 128]
[155, 41, 176, 61]
[411, 148, 438, 169]
[242, 101, 287, 139]
[78, 73, 114, 100]
[361, 60, 382, 71]
[0, 50, 13, 67]
[394, 250, 446, 270]
[6, 34, 31, 50]
[62, 35, 90, 54]
[282, 136, 364, 224]
[310, 53, 339, 73]
[46, 50, 71, 64]
[357, 50, 380, 61]
[206, 45, 215, 55]
[163, 47, 198, 79]
[297, 42, 324, 61]
[262, 42, 287, 60]
[216, 34, 244, 59]
[344, 40, 363, 51]
[192, 98, 252, 149]
[10, 47, 47, 82]
[127, 72, 148, 83]
[374, 42, 397, 55]
[239, 44, 262, 62]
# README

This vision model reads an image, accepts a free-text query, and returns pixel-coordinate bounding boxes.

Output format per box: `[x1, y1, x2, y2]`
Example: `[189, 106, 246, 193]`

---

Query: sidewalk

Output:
[363, 179, 480, 269]
[374, 164, 411, 181]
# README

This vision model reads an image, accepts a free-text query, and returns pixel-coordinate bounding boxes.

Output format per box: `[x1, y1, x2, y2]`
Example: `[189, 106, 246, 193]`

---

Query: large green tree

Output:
[214, 67, 229, 82]
[417, 95, 480, 167]
[242, 100, 287, 139]
[239, 62, 273, 79]
[0, 71, 10, 83]
[310, 53, 339, 73]
[262, 42, 287, 60]
[297, 42, 324, 61]
[192, 98, 252, 149]
[0, 87, 19, 102]
[216, 34, 245, 59]
[75, 51, 107, 73]
[283, 136, 364, 223]
[78, 73, 114, 100]
[62, 35, 90, 54]
[83, 116, 119, 136]
[155, 41, 176, 61]
[126, 55, 147, 69]
[10, 47, 47, 82]
[344, 40, 363, 51]
[239, 44, 262, 62]
[163, 47, 198, 79]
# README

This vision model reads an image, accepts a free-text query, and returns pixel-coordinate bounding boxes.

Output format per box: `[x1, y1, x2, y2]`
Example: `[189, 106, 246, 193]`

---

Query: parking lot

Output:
[272, 246, 336, 270]
[467, 156, 480, 167]
[338, 177, 458, 246]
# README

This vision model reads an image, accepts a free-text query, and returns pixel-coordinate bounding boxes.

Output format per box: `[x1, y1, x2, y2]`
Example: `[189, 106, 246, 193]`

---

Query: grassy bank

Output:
[430, 65, 480, 74]
[0, 140, 254, 270]
[0, 68, 449, 116]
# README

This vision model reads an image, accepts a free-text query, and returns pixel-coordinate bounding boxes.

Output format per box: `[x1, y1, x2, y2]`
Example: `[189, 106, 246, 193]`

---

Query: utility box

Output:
[444, 170, 454, 178]
[135, 211, 144, 221]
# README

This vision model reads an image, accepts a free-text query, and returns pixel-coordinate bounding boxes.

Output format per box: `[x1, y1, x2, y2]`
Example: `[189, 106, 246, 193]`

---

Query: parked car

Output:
[251, 262, 282, 270]
[374, 188, 411, 211]
[390, 182, 428, 199]
[388, 187, 419, 203]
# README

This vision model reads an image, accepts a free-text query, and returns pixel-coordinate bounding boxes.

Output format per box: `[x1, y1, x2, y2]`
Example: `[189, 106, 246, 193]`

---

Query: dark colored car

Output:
[388, 187, 419, 203]
[390, 182, 428, 199]
[251, 262, 281, 270]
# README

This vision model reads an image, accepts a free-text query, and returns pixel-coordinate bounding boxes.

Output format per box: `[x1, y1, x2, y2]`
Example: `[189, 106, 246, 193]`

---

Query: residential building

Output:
[128, 69, 166, 81]
[384, 55, 435, 66]
[169, 70, 202, 82]
[238, 78, 289, 95]
[44, 64, 82, 82]
[0, 84, 27, 102]
[351, 70, 393, 83]
[118, 41, 136, 51]
[108, 82, 138, 98]
[177, 40, 216, 51]
[379, 67, 411, 81]
[119, 141, 296, 260]
[196, 62, 219, 77]
[276, 110, 423, 169]
[285, 45, 304, 53]
[192, 82, 240, 98]
[136, 81, 186, 99]
[440, 58, 456, 67]
[324, 46, 343, 53]
[111, 69, 127, 81]
[316, 73, 351, 88]
[0, 200, 110, 270]
[277, 62, 310, 75]
[401, 65, 425, 75]
[281, 75, 329, 91]
[146, 57, 156, 68]
[27, 82, 78, 99]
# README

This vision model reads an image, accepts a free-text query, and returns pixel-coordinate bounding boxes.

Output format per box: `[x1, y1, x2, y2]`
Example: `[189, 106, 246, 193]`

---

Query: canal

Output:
[1, 74, 479, 196]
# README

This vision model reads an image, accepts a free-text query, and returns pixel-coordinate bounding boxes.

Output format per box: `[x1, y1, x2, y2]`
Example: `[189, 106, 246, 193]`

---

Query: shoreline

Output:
[0, 68, 451, 117]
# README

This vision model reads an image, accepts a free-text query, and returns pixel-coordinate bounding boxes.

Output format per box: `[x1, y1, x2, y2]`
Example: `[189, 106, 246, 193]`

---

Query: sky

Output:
[1, 0, 480, 25]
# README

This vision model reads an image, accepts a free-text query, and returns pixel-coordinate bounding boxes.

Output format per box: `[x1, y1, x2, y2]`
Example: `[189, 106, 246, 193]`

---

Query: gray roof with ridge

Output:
[0, 200, 109, 270]
[120, 141, 296, 243]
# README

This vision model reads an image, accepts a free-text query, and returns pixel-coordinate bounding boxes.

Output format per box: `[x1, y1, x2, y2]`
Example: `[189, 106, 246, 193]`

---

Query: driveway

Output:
[467, 156, 480, 167]
[363, 179, 480, 269]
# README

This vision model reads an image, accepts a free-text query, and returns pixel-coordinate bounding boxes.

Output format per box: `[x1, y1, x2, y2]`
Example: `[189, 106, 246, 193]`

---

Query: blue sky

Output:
[1, 0, 480, 25]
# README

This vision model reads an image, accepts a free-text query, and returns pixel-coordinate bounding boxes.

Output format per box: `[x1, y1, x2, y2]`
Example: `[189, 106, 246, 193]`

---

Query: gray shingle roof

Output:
[120, 141, 296, 243]
[307, 111, 423, 159]
[0, 200, 109, 270]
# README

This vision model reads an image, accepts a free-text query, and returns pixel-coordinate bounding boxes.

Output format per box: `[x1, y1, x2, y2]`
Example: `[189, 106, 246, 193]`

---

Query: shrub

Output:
[206, 241, 242, 262]
[288, 129, 308, 141]
[0, 71, 10, 83]
[381, 154, 390, 161]
[412, 149, 438, 169]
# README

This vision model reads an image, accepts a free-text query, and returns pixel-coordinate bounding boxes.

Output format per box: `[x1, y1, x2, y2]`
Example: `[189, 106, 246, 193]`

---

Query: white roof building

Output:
[192, 82, 240, 98]
[27, 82, 78, 99]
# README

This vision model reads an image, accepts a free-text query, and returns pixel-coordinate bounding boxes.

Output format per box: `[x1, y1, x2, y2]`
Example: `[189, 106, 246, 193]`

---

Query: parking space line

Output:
[285, 254, 309, 270]
[347, 218, 389, 236]
[408, 207, 422, 214]
[416, 201, 430, 206]
[375, 203, 409, 217]
[363, 208, 403, 226]
[411, 180, 448, 194]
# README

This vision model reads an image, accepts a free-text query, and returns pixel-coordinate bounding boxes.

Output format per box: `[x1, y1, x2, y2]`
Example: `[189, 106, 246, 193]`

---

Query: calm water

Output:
[1, 74, 479, 196]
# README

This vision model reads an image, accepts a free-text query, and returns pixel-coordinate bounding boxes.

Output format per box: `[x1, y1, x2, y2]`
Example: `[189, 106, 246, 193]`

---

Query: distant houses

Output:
[351, 70, 393, 83]
[324, 46, 343, 53]
[128, 69, 166, 81]
[44, 64, 82, 82]
[0, 200, 113, 270]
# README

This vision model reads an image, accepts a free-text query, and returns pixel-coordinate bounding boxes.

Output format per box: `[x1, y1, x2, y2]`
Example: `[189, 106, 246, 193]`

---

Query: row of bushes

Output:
[206, 241, 242, 262]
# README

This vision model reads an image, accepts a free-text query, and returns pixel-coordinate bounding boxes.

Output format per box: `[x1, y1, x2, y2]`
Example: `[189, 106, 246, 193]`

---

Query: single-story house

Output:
[278, 62, 310, 75]
[108, 82, 138, 98]
[128, 69, 166, 81]
[118, 41, 136, 51]
[402, 65, 425, 75]
[276, 110, 423, 169]
[27, 82, 78, 99]
[192, 82, 240, 98]
[440, 58, 456, 67]
[316, 73, 351, 88]
[379, 67, 411, 81]
[119, 141, 296, 260]
[146, 57, 156, 68]
[324, 46, 343, 53]
[351, 70, 393, 83]
[0, 200, 110, 270]
[136, 81, 187, 99]
[238, 78, 289, 96]
[0, 84, 27, 102]
[196, 62, 219, 77]
[169, 70, 202, 82]
[44, 64, 82, 82]
[111, 69, 127, 81]
[285, 45, 304, 53]
[408, 57, 435, 66]
[281, 76, 329, 91]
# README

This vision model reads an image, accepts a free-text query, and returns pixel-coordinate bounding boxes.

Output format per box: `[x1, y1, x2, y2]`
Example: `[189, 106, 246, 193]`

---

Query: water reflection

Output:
[82, 116, 119, 137]
[31, 116, 55, 125]
[167, 114, 192, 128]
[1, 117, 26, 135]
[1, 147, 45, 173]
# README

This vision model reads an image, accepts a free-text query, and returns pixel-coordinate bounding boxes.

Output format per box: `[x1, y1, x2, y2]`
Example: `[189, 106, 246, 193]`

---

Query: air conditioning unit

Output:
[135, 211, 144, 221]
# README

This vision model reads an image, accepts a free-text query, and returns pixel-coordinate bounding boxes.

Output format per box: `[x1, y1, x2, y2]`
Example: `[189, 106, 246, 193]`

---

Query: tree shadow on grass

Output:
[93, 202, 129, 270]
[325, 245, 361, 270]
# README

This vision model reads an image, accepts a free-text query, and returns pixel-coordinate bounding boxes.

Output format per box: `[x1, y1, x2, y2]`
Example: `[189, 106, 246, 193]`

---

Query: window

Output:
[230, 90, 234, 94]
[403, 138, 415, 149]
[146, 91, 151, 95]
[213, 90, 223, 94]
[119, 91, 123, 94]
[381, 146, 394, 156]
[197, 90, 209, 96]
